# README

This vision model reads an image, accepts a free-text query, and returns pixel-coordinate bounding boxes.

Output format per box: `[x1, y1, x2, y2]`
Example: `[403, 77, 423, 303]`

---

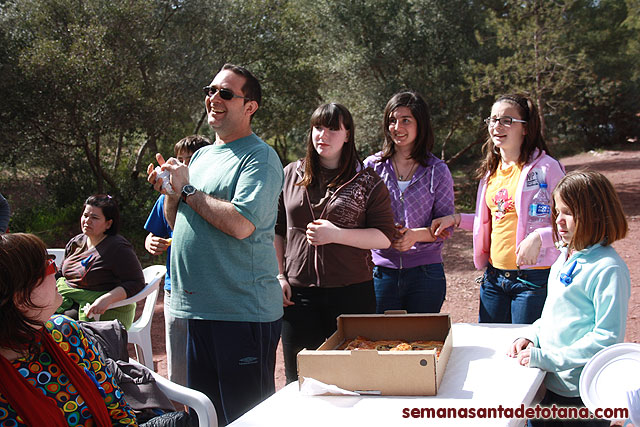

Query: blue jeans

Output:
[373, 264, 446, 314]
[479, 264, 549, 324]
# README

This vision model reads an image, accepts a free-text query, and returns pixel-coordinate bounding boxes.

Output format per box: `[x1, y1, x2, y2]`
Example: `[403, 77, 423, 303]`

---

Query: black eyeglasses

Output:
[484, 116, 527, 127]
[202, 86, 250, 101]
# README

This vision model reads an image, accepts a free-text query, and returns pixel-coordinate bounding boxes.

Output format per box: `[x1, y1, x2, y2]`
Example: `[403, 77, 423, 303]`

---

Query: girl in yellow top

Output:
[433, 94, 565, 323]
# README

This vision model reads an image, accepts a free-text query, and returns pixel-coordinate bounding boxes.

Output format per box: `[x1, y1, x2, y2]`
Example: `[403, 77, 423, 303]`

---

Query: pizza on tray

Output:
[337, 335, 444, 357]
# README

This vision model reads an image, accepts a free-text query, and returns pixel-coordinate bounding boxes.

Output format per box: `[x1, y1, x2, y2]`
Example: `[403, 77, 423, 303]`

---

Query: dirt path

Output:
[142, 148, 640, 391]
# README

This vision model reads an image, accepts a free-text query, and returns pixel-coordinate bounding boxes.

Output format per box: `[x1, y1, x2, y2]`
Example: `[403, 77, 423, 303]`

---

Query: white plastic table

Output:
[230, 323, 545, 427]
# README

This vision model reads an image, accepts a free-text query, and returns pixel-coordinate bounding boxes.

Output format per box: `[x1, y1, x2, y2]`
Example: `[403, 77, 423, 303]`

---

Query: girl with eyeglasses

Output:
[274, 103, 396, 384]
[508, 171, 630, 426]
[363, 91, 455, 314]
[432, 93, 565, 324]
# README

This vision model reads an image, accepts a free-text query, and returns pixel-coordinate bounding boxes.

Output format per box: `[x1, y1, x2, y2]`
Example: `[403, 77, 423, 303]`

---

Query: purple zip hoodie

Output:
[364, 152, 455, 269]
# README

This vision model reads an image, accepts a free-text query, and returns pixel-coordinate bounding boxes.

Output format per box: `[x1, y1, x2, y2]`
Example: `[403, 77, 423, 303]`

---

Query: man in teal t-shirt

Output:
[147, 64, 283, 425]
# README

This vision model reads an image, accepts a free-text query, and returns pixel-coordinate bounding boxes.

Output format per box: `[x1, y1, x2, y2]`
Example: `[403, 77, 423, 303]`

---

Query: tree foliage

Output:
[0, 0, 638, 244]
[303, 0, 484, 158]
[468, 0, 640, 146]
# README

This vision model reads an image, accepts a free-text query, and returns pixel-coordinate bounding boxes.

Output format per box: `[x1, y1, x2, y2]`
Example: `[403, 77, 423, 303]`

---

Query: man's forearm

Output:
[185, 190, 256, 239]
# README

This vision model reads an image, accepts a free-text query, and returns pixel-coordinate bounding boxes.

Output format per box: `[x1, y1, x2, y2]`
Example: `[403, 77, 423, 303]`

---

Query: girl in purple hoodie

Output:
[364, 91, 455, 314]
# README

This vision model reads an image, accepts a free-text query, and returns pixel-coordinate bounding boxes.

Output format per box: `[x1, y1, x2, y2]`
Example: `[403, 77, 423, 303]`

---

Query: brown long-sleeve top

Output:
[275, 160, 396, 288]
[61, 234, 145, 298]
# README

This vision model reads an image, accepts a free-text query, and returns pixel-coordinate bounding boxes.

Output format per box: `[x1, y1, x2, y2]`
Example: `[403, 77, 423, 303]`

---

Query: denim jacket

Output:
[364, 152, 455, 269]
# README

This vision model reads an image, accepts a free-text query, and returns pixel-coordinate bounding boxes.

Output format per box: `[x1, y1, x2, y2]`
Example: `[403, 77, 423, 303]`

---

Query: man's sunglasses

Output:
[202, 86, 250, 101]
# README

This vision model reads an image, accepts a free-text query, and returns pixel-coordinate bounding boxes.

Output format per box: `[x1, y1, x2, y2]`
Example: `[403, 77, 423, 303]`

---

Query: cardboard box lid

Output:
[333, 313, 451, 343]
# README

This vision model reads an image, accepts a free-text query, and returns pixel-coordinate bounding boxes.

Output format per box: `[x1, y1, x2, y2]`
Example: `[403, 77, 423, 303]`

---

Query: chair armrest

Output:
[151, 372, 218, 427]
[128, 359, 217, 427]
[109, 280, 159, 309]
[90, 265, 166, 323]
[109, 265, 166, 309]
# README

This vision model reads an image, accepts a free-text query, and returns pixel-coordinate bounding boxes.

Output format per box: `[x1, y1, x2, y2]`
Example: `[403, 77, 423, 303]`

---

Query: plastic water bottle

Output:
[526, 182, 551, 263]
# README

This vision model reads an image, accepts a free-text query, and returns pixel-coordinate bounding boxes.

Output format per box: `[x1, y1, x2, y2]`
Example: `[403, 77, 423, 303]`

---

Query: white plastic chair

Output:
[129, 359, 218, 427]
[95, 265, 166, 369]
[47, 248, 65, 268]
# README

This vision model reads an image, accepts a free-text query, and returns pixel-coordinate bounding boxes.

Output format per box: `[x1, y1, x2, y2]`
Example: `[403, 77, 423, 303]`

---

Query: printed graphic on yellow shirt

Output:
[492, 188, 514, 221]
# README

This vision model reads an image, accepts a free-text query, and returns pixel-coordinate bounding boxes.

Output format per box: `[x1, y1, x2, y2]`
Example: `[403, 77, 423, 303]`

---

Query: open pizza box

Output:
[297, 312, 453, 396]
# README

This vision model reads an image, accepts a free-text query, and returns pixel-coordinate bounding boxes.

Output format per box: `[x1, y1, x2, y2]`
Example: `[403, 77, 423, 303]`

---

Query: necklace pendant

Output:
[398, 175, 404, 180]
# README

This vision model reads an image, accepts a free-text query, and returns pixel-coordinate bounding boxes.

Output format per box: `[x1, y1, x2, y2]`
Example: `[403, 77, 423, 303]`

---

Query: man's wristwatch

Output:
[181, 184, 196, 203]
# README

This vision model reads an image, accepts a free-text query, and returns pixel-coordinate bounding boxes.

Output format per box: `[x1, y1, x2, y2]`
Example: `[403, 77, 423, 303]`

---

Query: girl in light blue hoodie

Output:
[509, 170, 630, 426]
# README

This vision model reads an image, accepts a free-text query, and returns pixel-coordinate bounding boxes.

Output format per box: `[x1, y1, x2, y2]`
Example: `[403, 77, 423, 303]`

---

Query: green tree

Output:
[566, 0, 640, 146]
[302, 0, 483, 162]
[0, 0, 321, 191]
[1, 0, 198, 194]
[623, 0, 640, 80]
[468, 0, 640, 146]
[468, 0, 592, 138]
[170, 0, 322, 163]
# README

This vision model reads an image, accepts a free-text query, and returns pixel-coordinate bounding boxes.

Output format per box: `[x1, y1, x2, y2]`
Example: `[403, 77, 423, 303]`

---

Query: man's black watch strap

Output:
[181, 184, 196, 203]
